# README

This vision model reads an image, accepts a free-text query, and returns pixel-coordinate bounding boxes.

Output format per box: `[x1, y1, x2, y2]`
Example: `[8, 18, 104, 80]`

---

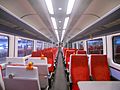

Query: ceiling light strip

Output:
[51, 17, 57, 29]
[45, 0, 54, 14]
[66, 0, 76, 14]
[61, 30, 65, 41]
[55, 30, 59, 41]
[63, 17, 69, 29]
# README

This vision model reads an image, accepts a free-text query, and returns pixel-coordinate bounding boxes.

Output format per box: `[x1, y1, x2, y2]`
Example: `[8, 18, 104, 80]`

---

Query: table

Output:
[77, 81, 120, 90]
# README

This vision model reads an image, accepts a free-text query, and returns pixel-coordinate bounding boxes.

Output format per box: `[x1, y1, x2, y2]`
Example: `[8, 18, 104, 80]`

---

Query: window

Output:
[78, 41, 84, 50]
[87, 38, 103, 54]
[0, 35, 9, 62]
[44, 43, 47, 48]
[36, 41, 43, 50]
[112, 35, 120, 64]
[18, 39, 34, 57]
[74, 43, 76, 49]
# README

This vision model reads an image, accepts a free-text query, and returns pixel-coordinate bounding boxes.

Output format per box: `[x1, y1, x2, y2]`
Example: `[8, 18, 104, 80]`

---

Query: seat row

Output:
[63, 48, 86, 58]
[0, 47, 58, 90]
[69, 54, 110, 90]
[0, 65, 41, 90]
[63, 48, 86, 70]
[31, 48, 58, 73]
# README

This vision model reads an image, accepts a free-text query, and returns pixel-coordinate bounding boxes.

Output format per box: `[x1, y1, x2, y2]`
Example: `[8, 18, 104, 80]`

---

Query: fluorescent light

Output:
[63, 17, 69, 29]
[66, 0, 76, 14]
[61, 30, 65, 41]
[58, 21, 62, 23]
[45, 0, 54, 14]
[51, 17, 57, 29]
[55, 30, 59, 41]
[58, 8, 62, 10]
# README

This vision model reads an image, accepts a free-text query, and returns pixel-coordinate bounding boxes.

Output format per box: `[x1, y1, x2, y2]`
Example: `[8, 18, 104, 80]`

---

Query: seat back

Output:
[70, 54, 90, 83]
[4, 66, 41, 90]
[4, 78, 40, 90]
[28, 57, 47, 65]
[65, 50, 75, 69]
[63, 48, 68, 57]
[28, 57, 49, 88]
[77, 50, 86, 54]
[91, 54, 110, 81]
[6, 66, 39, 79]
[6, 57, 26, 65]
[35, 65, 49, 89]
[31, 51, 41, 57]
[42, 52, 54, 72]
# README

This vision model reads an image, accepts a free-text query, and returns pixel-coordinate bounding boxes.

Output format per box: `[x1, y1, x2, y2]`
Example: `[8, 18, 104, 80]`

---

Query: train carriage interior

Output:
[0, 0, 120, 90]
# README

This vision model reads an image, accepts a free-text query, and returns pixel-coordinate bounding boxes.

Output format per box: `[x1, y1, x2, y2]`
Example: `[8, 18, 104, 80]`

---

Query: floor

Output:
[50, 51, 68, 90]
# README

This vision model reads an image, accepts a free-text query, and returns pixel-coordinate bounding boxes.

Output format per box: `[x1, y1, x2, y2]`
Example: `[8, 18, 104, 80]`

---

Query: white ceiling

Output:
[64, 0, 120, 42]
[0, 0, 120, 42]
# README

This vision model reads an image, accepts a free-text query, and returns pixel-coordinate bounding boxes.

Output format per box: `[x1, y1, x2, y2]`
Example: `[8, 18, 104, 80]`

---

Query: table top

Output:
[77, 81, 120, 90]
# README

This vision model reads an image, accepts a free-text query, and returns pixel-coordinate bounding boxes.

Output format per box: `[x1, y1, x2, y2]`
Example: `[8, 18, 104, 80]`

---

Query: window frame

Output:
[18, 38, 34, 57]
[86, 38, 103, 54]
[0, 34, 9, 58]
[112, 35, 120, 64]
[78, 41, 84, 50]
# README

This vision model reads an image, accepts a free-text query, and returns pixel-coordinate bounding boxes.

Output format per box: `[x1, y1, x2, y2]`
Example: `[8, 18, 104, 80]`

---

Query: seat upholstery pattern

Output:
[31, 51, 41, 57]
[72, 84, 79, 90]
[70, 55, 89, 90]
[65, 50, 75, 69]
[77, 50, 86, 54]
[91, 54, 110, 81]
[42, 52, 54, 72]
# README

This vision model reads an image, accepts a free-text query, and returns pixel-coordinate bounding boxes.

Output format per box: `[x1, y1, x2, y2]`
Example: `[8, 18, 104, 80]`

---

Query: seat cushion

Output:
[92, 66, 110, 80]
[71, 67, 89, 83]
[72, 84, 79, 90]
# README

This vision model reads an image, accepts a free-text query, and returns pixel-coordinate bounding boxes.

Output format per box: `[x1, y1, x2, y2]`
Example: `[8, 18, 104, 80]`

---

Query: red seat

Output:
[72, 84, 79, 90]
[42, 51, 54, 72]
[91, 54, 110, 81]
[69, 48, 77, 53]
[63, 48, 69, 57]
[31, 48, 58, 73]
[70, 55, 89, 90]
[65, 50, 75, 69]
[77, 50, 86, 54]
[31, 51, 41, 57]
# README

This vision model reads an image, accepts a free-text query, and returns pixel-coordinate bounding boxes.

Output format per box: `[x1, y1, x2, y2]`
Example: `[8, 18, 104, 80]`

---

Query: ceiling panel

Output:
[0, 0, 120, 42]
[64, 0, 120, 42]
[0, 0, 35, 17]
[0, 0, 57, 41]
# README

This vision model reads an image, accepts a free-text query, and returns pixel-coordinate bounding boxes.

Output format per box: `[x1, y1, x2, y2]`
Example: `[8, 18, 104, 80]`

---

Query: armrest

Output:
[66, 68, 69, 74]
[69, 75, 72, 83]
[48, 73, 52, 79]
[48, 73, 53, 89]
[48, 72, 55, 79]
[69, 75, 72, 90]
[66, 69, 69, 81]
[64, 61, 66, 64]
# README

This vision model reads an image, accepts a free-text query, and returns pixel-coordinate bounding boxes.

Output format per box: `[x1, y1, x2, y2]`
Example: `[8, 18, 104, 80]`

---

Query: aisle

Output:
[53, 52, 68, 90]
